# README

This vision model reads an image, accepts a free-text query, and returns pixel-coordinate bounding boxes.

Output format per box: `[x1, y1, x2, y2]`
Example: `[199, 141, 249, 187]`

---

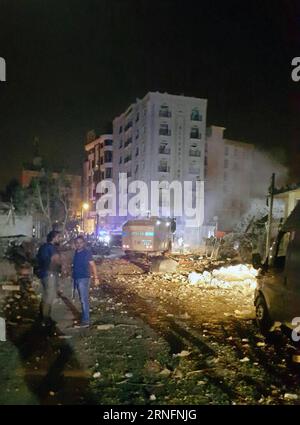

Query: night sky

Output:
[0, 0, 299, 190]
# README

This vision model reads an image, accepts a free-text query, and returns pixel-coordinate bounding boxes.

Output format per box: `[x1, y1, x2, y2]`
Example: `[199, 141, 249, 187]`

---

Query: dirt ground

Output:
[1, 253, 300, 405]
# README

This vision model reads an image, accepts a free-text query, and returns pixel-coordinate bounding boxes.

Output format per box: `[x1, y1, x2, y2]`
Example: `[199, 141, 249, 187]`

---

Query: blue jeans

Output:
[74, 278, 90, 325]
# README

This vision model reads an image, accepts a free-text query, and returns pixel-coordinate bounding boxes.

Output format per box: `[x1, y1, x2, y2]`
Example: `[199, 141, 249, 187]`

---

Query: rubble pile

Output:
[188, 264, 258, 289]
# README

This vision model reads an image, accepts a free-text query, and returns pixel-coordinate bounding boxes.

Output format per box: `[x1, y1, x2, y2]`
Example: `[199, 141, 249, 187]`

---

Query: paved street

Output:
[1, 254, 300, 405]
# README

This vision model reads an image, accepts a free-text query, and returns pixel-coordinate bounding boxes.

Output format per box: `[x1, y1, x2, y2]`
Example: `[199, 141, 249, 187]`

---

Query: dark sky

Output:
[0, 0, 300, 190]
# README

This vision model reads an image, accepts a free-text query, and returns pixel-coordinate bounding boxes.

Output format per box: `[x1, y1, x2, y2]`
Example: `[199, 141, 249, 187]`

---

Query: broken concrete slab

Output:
[150, 257, 178, 273]
[1, 285, 20, 291]
[0, 317, 6, 341]
[97, 324, 115, 331]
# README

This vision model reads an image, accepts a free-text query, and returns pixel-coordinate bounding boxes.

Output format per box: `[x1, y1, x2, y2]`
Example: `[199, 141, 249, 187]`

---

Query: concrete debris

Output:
[240, 357, 250, 363]
[150, 257, 178, 273]
[1, 285, 20, 291]
[284, 393, 298, 400]
[173, 350, 191, 358]
[188, 264, 257, 289]
[0, 317, 6, 342]
[96, 324, 115, 331]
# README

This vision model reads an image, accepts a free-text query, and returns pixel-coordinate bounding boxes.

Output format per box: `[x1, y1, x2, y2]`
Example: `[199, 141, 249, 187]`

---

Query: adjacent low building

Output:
[205, 125, 254, 232]
[274, 184, 300, 219]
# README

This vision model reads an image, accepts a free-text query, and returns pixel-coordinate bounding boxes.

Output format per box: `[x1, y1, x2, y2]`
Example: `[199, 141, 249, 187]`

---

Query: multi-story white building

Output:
[112, 91, 208, 244]
[83, 131, 113, 232]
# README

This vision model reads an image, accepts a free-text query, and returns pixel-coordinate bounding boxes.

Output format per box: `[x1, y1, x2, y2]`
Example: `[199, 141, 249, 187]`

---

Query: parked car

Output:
[254, 202, 300, 336]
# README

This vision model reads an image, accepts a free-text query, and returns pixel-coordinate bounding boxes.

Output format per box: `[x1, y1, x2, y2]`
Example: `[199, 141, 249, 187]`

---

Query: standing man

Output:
[73, 235, 99, 328]
[36, 230, 61, 326]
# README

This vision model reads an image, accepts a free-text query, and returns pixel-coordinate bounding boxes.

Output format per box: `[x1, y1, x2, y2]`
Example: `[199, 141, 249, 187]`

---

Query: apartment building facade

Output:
[205, 125, 254, 232]
[111, 91, 208, 244]
[83, 131, 113, 232]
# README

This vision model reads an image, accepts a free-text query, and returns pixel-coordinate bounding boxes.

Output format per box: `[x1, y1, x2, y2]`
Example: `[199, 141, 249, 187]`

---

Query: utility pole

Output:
[265, 173, 275, 260]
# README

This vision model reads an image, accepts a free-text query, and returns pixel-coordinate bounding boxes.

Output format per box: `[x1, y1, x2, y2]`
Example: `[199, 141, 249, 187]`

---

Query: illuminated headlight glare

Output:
[104, 235, 110, 243]
[156, 220, 161, 225]
[166, 222, 170, 226]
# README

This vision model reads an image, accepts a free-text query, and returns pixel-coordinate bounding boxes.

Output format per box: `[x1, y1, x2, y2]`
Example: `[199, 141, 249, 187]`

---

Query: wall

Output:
[0, 214, 33, 237]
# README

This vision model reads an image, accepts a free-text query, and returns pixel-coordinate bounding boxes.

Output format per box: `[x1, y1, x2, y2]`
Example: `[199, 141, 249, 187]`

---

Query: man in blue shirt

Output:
[36, 230, 61, 326]
[73, 236, 99, 328]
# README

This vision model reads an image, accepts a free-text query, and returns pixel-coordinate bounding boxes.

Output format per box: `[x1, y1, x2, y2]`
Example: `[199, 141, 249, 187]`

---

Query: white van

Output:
[254, 202, 300, 335]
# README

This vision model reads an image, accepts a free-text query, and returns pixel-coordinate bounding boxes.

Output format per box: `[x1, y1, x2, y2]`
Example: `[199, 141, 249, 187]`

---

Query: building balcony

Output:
[158, 166, 170, 173]
[189, 150, 201, 157]
[159, 111, 171, 118]
[159, 147, 171, 155]
[159, 129, 171, 136]
[188, 167, 200, 174]
[190, 115, 202, 122]
[190, 132, 201, 139]
[100, 161, 113, 168]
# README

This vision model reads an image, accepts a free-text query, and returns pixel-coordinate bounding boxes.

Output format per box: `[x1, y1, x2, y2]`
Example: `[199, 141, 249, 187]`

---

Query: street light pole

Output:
[265, 173, 275, 261]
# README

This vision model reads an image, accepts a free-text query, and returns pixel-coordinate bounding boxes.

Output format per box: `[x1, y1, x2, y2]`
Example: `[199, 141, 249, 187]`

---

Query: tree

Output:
[8, 172, 73, 233]
[30, 171, 72, 232]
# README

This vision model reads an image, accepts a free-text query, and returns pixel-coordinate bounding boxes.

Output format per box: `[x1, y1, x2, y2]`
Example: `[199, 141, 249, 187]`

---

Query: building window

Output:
[191, 108, 202, 121]
[124, 137, 132, 148]
[135, 164, 139, 175]
[136, 112, 139, 122]
[124, 154, 132, 163]
[224, 159, 229, 168]
[135, 147, 139, 157]
[159, 141, 170, 155]
[104, 151, 112, 163]
[135, 129, 139, 139]
[124, 120, 133, 131]
[105, 168, 112, 179]
[100, 157, 103, 165]
[159, 104, 171, 118]
[158, 159, 170, 173]
[225, 146, 229, 156]
[119, 156, 122, 164]
[104, 139, 112, 146]
[119, 126, 123, 134]
[190, 126, 200, 139]
[188, 161, 200, 174]
[189, 144, 201, 157]
[159, 123, 171, 136]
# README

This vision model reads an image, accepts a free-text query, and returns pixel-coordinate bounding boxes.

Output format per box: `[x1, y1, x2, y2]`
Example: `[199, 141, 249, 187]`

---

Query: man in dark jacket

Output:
[36, 230, 61, 325]
[73, 235, 99, 328]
